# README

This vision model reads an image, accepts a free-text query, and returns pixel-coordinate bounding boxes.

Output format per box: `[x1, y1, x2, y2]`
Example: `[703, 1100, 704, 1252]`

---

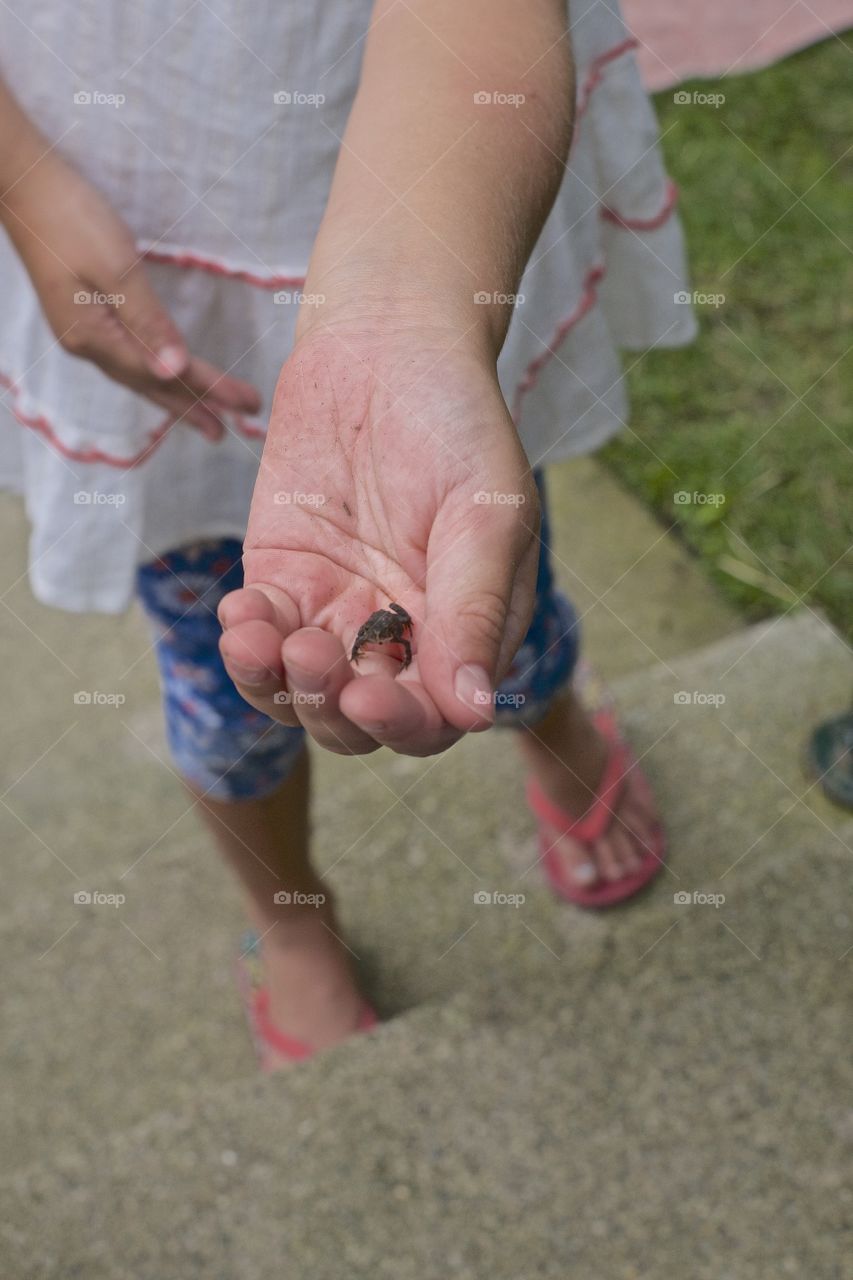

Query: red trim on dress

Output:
[0, 37, 672, 469]
[134, 36, 641, 293]
[141, 248, 306, 290]
[511, 262, 606, 423]
[575, 37, 640, 121]
[509, 172, 680, 426]
[0, 370, 264, 469]
[601, 178, 679, 230]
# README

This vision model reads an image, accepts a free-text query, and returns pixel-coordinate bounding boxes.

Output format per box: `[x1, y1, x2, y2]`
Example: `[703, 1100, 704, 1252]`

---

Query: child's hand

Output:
[218, 324, 540, 757]
[0, 152, 261, 439]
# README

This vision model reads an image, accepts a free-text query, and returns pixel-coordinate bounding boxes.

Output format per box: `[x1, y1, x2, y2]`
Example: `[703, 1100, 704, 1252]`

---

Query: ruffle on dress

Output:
[0, 0, 696, 611]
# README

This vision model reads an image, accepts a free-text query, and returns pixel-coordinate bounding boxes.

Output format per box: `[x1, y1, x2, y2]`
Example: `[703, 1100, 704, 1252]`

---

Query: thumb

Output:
[113, 263, 190, 379]
[417, 487, 540, 733]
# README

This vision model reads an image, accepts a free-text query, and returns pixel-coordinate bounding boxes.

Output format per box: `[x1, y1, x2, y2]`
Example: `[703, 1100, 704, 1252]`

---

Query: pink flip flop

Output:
[236, 931, 378, 1072]
[526, 676, 666, 908]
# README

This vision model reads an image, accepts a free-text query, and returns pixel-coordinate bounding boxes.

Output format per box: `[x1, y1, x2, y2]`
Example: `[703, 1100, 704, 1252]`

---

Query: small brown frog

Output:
[350, 602, 413, 670]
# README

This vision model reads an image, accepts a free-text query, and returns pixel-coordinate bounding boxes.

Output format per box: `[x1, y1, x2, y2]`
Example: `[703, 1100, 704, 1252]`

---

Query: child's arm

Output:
[0, 76, 260, 436]
[298, 0, 574, 357]
[221, 1, 575, 753]
[0, 74, 46, 196]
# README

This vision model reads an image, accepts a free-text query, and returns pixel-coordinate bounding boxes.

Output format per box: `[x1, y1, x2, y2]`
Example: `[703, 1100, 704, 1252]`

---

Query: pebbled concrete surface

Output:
[0, 470, 849, 1279]
[1, 833, 850, 1280]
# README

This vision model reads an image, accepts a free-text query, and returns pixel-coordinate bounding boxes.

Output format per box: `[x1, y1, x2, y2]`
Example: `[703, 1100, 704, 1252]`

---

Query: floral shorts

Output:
[135, 470, 579, 800]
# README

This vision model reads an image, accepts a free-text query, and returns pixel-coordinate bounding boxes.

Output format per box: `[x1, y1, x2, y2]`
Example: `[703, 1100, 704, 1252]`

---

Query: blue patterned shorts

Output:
[135, 470, 579, 800]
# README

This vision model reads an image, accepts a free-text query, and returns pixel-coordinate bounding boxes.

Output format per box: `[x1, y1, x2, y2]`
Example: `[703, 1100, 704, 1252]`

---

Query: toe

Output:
[592, 835, 623, 883]
[610, 824, 643, 876]
[549, 829, 600, 888]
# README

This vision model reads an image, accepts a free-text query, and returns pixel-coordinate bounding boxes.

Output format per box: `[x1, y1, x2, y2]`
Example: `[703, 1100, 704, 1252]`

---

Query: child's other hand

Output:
[0, 151, 261, 439]
[218, 324, 540, 757]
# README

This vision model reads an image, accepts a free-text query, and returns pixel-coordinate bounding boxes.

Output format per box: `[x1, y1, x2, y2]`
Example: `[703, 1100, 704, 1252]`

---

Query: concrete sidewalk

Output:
[1, 459, 850, 1279]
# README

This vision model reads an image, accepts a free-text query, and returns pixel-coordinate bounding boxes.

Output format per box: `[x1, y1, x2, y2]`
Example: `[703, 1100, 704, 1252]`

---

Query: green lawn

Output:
[601, 33, 853, 639]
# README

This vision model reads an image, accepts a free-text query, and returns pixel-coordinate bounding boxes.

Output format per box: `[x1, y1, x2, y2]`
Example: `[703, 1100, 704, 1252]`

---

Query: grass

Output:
[600, 33, 853, 639]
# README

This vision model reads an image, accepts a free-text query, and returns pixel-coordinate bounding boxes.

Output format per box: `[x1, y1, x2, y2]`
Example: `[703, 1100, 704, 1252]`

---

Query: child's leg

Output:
[135, 540, 369, 1052]
[495, 472, 661, 890]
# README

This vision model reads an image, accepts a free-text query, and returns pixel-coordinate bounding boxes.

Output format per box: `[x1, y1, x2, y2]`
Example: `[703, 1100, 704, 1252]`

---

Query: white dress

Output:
[0, 0, 696, 612]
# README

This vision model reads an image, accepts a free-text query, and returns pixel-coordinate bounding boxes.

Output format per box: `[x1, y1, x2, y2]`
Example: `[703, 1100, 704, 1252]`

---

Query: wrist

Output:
[295, 266, 508, 365]
[295, 202, 517, 361]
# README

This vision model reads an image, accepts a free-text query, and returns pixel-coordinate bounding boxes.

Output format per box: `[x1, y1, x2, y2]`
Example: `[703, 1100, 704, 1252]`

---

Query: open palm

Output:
[218, 325, 540, 757]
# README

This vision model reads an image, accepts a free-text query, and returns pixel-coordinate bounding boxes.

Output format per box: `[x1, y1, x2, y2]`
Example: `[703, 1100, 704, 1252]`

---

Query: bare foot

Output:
[515, 685, 661, 889]
[190, 761, 373, 1067]
[247, 880, 372, 1065]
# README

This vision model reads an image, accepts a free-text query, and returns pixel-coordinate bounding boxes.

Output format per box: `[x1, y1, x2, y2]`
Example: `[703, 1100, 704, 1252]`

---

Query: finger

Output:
[167, 395, 227, 442]
[132, 380, 225, 441]
[418, 486, 540, 734]
[112, 261, 191, 379]
[218, 586, 277, 631]
[281, 628, 379, 755]
[183, 354, 262, 415]
[340, 672, 463, 757]
[219, 618, 301, 727]
[112, 265, 261, 416]
[235, 580, 302, 639]
[122, 380, 227, 441]
[219, 587, 305, 725]
[65, 305, 213, 424]
[59, 300, 230, 442]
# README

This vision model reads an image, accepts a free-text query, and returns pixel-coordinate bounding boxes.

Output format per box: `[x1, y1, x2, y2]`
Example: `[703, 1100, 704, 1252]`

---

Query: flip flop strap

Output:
[254, 987, 377, 1060]
[254, 987, 315, 1060]
[526, 736, 632, 846]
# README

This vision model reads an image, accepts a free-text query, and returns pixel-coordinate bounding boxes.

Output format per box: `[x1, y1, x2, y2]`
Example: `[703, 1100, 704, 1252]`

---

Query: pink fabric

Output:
[621, 0, 853, 90]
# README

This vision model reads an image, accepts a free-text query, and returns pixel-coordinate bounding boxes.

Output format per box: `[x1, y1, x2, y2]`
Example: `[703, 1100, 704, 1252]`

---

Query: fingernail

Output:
[152, 343, 186, 378]
[454, 664, 493, 714]
[573, 862, 597, 884]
